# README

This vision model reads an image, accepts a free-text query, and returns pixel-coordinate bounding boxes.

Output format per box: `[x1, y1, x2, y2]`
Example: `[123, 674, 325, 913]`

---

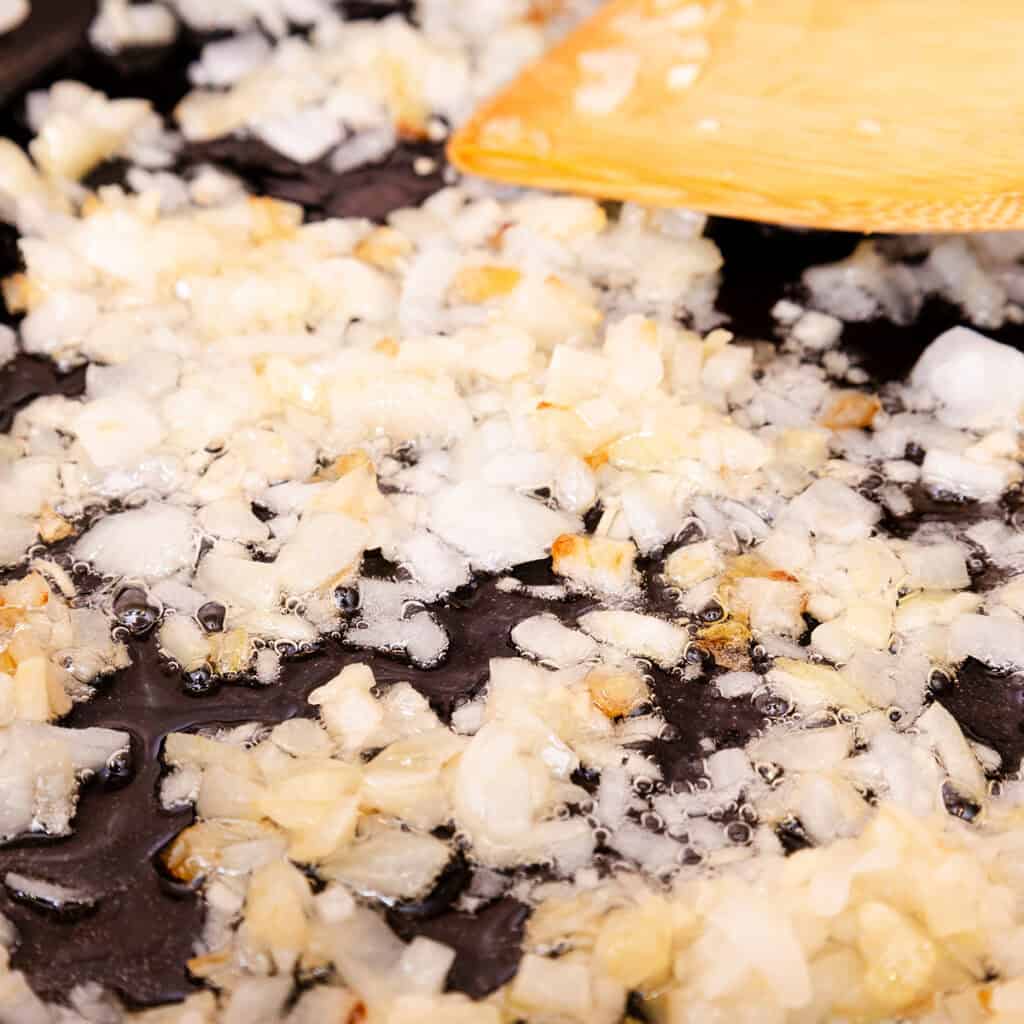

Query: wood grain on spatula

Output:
[0, 0, 96, 107]
[450, 0, 1024, 233]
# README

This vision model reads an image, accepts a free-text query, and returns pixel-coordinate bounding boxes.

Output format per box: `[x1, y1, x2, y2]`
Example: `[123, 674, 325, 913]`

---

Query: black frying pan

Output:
[2, 5, 1024, 1011]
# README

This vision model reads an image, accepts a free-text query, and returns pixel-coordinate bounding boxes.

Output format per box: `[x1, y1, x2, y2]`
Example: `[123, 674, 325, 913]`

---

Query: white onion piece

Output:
[276, 513, 369, 595]
[911, 326, 1024, 430]
[921, 449, 1015, 501]
[190, 32, 271, 86]
[916, 701, 986, 802]
[72, 395, 165, 469]
[221, 977, 292, 1024]
[750, 725, 852, 775]
[74, 503, 196, 579]
[510, 614, 598, 668]
[158, 615, 209, 671]
[452, 722, 551, 867]
[716, 671, 759, 699]
[949, 612, 1024, 669]
[512, 955, 592, 1019]
[198, 497, 270, 543]
[0, 517, 38, 566]
[319, 905, 406, 1003]
[194, 552, 280, 612]
[429, 482, 580, 573]
[595, 764, 634, 831]
[4, 872, 95, 912]
[706, 747, 754, 794]
[783, 478, 880, 543]
[89, 0, 177, 54]
[350, 579, 450, 668]
[609, 822, 680, 871]
[394, 530, 471, 598]
[323, 828, 450, 903]
[0, 971, 51, 1024]
[0, 0, 28, 34]
[898, 541, 969, 591]
[330, 123, 397, 174]
[255, 108, 343, 165]
[0, 723, 128, 839]
[577, 610, 687, 668]
[393, 937, 456, 997]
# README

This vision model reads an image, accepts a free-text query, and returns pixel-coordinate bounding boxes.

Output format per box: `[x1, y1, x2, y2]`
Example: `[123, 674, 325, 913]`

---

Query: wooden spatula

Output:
[450, 0, 1024, 233]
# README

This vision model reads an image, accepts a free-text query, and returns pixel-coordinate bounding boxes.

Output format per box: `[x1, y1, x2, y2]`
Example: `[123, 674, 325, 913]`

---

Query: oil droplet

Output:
[633, 776, 654, 796]
[756, 761, 783, 784]
[942, 782, 980, 822]
[726, 821, 751, 844]
[754, 692, 791, 718]
[112, 586, 160, 637]
[182, 666, 217, 697]
[197, 601, 226, 633]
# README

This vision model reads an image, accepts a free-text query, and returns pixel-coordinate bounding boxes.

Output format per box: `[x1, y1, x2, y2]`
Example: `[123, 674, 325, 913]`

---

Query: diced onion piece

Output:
[784, 479, 880, 543]
[768, 658, 869, 713]
[664, 539, 724, 589]
[511, 954, 593, 1018]
[510, 614, 598, 668]
[74, 503, 195, 579]
[949, 612, 1024, 669]
[577, 610, 687, 667]
[550, 533, 637, 594]
[910, 326, 1024, 430]
[429, 482, 580, 573]
[322, 827, 451, 902]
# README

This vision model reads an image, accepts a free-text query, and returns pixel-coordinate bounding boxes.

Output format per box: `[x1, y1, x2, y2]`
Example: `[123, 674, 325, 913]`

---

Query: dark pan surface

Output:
[2, 7, 1024, 1010]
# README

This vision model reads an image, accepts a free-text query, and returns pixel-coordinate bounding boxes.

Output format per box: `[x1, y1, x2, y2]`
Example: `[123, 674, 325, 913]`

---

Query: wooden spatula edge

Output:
[450, 0, 1024, 233]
